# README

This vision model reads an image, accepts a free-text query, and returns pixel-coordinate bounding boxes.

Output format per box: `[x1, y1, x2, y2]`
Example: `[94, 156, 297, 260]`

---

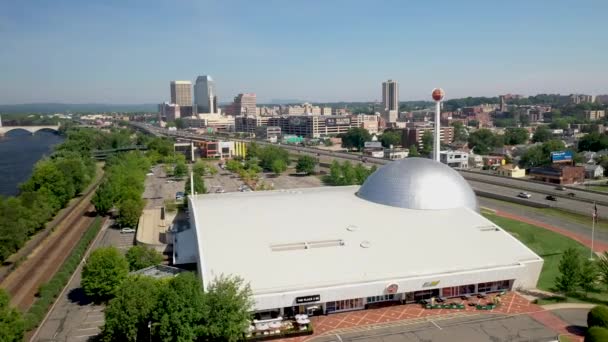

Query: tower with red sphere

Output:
[431, 88, 445, 162]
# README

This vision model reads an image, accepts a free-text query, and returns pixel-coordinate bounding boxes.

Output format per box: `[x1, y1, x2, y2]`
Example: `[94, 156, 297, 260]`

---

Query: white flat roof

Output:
[189, 186, 540, 295]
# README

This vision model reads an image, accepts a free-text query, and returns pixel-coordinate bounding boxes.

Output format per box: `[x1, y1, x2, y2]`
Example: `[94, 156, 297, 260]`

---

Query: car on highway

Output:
[175, 191, 185, 200]
[121, 228, 136, 234]
[518, 192, 532, 199]
[567, 192, 576, 197]
[555, 186, 567, 191]
[546, 195, 557, 201]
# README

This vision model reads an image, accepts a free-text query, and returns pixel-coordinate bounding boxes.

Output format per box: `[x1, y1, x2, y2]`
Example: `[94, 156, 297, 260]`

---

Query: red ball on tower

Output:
[432, 88, 445, 102]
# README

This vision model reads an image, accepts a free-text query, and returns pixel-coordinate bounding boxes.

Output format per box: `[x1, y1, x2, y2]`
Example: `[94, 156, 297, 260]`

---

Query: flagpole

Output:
[591, 202, 596, 260]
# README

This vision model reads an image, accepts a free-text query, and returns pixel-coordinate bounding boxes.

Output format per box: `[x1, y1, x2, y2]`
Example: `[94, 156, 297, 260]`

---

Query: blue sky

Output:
[1, 0, 607, 104]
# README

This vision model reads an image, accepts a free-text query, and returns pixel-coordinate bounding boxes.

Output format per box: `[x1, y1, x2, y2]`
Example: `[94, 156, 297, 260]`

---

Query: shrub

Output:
[586, 326, 608, 342]
[24, 217, 102, 331]
[588, 306, 608, 329]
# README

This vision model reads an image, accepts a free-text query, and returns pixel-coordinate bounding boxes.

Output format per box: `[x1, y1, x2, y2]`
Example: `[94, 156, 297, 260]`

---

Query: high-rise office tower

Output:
[382, 80, 399, 123]
[194, 75, 218, 114]
[232, 93, 257, 116]
[170, 81, 192, 106]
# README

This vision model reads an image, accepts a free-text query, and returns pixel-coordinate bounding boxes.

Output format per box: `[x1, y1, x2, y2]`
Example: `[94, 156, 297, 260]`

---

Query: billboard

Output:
[364, 141, 382, 148]
[551, 151, 573, 163]
[326, 117, 351, 126]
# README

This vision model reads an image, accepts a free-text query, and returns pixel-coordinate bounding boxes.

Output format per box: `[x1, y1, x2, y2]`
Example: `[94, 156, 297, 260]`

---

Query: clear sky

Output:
[1, 0, 607, 104]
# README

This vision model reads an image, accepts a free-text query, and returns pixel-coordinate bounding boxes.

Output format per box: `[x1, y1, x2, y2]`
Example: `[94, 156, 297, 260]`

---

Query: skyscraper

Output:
[194, 75, 218, 114]
[382, 80, 399, 123]
[170, 81, 192, 106]
[232, 93, 257, 116]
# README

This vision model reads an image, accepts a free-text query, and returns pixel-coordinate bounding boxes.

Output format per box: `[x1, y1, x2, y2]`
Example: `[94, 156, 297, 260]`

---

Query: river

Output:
[0, 130, 65, 197]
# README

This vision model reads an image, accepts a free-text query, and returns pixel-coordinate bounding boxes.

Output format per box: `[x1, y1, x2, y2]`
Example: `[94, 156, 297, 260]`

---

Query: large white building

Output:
[174, 158, 542, 317]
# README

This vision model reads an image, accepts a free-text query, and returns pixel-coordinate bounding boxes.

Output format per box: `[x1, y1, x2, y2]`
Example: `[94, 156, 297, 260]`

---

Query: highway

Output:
[128, 122, 608, 219]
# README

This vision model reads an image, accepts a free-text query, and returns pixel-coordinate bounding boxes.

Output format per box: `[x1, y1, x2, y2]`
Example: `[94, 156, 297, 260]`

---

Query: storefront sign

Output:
[296, 295, 320, 304]
[386, 283, 399, 294]
[422, 281, 440, 288]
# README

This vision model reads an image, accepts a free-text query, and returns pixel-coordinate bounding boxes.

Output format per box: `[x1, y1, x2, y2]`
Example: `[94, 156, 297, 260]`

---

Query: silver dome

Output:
[357, 158, 478, 211]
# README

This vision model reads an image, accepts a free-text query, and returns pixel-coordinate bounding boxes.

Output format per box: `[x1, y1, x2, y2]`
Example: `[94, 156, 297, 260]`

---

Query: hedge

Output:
[24, 216, 103, 331]
[588, 305, 608, 330]
[585, 327, 608, 342]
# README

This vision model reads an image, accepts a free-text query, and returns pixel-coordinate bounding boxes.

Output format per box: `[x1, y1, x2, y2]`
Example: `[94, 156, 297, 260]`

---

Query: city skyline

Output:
[1, 0, 607, 104]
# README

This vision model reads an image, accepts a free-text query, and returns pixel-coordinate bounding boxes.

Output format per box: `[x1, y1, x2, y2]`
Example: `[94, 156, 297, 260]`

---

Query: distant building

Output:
[231, 93, 257, 116]
[401, 126, 454, 149]
[595, 95, 608, 104]
[529, 166, 585, 185]
[181, 114, 235, 132]
[194, 75, 218, 114]
[496, 164, 525, 178]
[170, 81, 192, 107]
[440, 151, 468, 169]
[584, 110, 605, 121]
[234, 116, 271, 134]
[158, 102, 180, 122]
[382, 80, 399, 123]
[570, 94, 594, 104]
[270, 115, 364, 138]
[584, 164, 605, 179]
[384, 148, 409, 160]
[321, 107, 333, 115]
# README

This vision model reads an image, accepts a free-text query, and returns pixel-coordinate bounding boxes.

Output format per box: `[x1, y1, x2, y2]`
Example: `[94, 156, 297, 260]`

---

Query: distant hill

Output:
[0, 103, 158, 114]
[268, 99, 305, 105]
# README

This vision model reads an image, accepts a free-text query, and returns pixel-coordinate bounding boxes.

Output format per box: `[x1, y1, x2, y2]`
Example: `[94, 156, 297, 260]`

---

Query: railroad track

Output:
[1, 188, 99, 311]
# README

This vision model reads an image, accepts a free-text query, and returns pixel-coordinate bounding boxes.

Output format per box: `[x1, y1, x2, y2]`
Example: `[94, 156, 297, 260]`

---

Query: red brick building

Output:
[529, 166, 585, 185]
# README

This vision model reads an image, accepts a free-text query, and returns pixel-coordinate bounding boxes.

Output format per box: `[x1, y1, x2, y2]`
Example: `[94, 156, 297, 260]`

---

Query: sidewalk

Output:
[494, 210, 608, 253]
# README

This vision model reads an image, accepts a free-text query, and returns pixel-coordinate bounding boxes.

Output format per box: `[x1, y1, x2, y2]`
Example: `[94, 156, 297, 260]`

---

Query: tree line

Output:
[79, 245, 252, 342]
[0, 127, 100, 262]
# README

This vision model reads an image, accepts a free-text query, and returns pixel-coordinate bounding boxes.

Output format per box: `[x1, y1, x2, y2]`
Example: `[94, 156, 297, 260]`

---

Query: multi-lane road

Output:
[128, 122, 608, 219]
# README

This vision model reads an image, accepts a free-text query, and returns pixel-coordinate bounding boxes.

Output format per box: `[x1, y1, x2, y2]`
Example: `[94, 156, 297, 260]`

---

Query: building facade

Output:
[170, 81, 192, 107]
[529, 166, 585, 184]
[584, 110, 605, 121]
[194, 75, 218, 114]
[158, 102, 180, 122]
[401, 127, 454, 149]
[232, 93, 257, 116]
[267, 115, 364, 138]
[440, 151, 469, 168]
[382, 80, 399, 123]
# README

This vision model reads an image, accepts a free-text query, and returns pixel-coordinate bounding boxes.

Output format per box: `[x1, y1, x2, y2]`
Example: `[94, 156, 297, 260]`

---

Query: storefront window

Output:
[326, 298, 365, 314]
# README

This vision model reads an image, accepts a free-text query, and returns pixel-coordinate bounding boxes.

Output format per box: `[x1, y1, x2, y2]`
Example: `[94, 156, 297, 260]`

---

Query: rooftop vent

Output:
[478, 225, 499, 232]
[270, 239, 345, 252]
[346, 225, 358, 232]
[360, 241, 371, 248]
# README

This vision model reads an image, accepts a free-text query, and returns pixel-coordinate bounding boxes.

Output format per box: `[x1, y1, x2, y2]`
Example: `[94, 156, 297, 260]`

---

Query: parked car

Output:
[518, 192, 532, 199]
[555, 186, 567, 191]
[121, 228, 136, 234]
[546, 195, 557, 201]
[215, 188, 225, 193]
[567, 192, 576, 197]
[175, 191, 185, 200]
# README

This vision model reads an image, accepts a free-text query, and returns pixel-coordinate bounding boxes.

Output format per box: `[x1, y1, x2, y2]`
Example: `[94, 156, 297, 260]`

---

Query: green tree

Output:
[550, 118, 569, 130]
[420, 131, 434, 156]
[185, 173, 207, 195]
[192, 160, 207, 177]
[82, 247, 130, 301]
[532, 126, 552, 143]
[468, 129, 503, 155]
[451, 122, 468, 143]
[588, 305, 608, 329]
[258, 145, 290, 171]
[579, 259, 599, 295]
[328, 161, 343, 185]
[519, 140, 568, 168]
[92, 182, 115, 215]
[503, 127, 529, 145]
[271, 159, 287, 175]
[295, 156, 317, 175]
[173, 161, 188, 179]
[153, 272, 207, 341]
[556, 247, 581, 294]
[174, 118, 185, 129]
[340, 127, 371, 150]
[0, 289, 24, 342]
[579, 133, 608, 152]
[117, 198, 144, 228]
[596, 252, 608, 289]
[102, 276, 162, 342]
[586, 326, 608, 342]
[202, 275, 253, 342]
[379, 131, 401, 148]
[408, 145, 420, 157]
[125, 246, 163, 271]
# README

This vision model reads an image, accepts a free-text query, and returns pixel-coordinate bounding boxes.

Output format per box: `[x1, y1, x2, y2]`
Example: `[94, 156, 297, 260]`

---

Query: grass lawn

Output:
[584, 185, 608, 193]
[481, 197, 608, 232]
[482, 212, 592, 291]
[483, 212, 608, 305]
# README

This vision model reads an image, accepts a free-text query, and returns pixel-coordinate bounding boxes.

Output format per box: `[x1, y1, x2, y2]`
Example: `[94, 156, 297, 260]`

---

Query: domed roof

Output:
[357, 158, 478, 211]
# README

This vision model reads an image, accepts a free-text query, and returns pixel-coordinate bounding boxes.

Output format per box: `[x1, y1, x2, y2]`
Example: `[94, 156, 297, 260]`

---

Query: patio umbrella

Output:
[297, 318, 311, 325]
